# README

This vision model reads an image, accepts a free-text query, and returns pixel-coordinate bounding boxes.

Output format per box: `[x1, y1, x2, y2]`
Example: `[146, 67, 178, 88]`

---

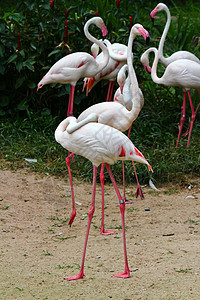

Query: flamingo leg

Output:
[123, 125, 143, 201]
[106, 81, 114, 102]
[100, 164, 116, 235]
[109, 81, 115, 101]
[194, 89, 200, 114]
[181, 89, 200, 138]
[67, 85, 75, 116]
[65, 152, 76, 227]
[132, 162, 144, 199]
[65, 165, 97, 281]
[176, 91, 186, 147]
[186, 90, 196, 148]
[105, 163, 130, 278]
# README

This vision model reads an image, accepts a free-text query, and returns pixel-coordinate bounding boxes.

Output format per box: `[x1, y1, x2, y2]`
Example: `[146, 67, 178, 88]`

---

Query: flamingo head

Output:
[117, 64, 128, 93]
[140, 52, 151, 74]
[37, 75, 49, 91]
[93, 16, 108, 38]
[132, 24, 150, 44]
[37, 83, 43, 91]
[150, 3, 167, 22]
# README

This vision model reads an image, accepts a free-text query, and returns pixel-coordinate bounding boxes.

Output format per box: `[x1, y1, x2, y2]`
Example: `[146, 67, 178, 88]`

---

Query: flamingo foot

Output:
[100, 226, 116, 235]
[124, 198, 133, 204]
[68, 208, 76, 227]
[64, 271, 84, 281]
[113, 270, 130, 278]
[135, 184, 144, 200]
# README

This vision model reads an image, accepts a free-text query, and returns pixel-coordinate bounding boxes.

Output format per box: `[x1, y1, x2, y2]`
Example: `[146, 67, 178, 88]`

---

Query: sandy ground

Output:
[0, 168, 200, 300]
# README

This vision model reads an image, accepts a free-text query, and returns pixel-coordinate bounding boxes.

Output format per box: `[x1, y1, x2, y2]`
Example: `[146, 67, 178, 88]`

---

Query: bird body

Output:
[149, 48, 200, 90]
[38, 52, 108, 87]
[55, 117, 151, 169]
[78, 101, 140, 132]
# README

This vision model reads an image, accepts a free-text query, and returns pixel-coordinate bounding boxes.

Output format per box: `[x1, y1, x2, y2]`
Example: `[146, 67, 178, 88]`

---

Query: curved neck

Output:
[151, 47, 162, 84]
[158, 5, 171, 61]
[84, 19, 109, 72]
[104, 40, 127, 61]
[127, 30, 139, 104]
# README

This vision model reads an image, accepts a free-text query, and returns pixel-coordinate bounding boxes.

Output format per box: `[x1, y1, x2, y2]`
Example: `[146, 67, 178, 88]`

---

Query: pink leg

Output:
[127, 125, 144, 200]
[100, 164, 116, 235]
[108, 81, 115, 101]
[195, 89, 200, 114]
[105, 164, 130, 278]
[65, 153, 76, 227]
[132, 162, 144, 199]
[65, 165, 97, 281]
[127, 125, 132, 139]
[182, 89, 200, 138]
[186, 90, 196, 148]
[176, 91, 186, 148]
[106, 81, 114, 102]
[67, 85, 75, 116]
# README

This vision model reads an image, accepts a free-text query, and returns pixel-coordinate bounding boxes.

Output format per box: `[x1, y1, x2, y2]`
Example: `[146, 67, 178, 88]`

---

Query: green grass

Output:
[0, 110, 199, 185]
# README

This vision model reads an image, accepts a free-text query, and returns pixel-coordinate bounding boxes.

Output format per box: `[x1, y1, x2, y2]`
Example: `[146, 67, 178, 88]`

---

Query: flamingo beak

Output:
[145, 66, 151, 74]
[138, 27, 150, 44]
[101, 23, 108, 39]
[150, 7, 158, 24]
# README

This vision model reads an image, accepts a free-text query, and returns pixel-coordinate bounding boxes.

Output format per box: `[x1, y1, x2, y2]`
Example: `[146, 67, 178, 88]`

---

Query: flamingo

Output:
[150, 3, 200, 66]
[141, 47, 200, 147]
[83, 39, 128, 102]
[37, 16, 109, 116]
[150, 3, 200, 146]
[78, 23, 149, 234]
[55, 116, 152, 280]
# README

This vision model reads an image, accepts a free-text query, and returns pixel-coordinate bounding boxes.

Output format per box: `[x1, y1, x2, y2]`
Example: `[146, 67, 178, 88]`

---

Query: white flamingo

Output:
[150, 2, 200, 147]
[141, 47, 200, 147]
[150, 3, 200, 66]
[55, 116, 152, 280]
[37, 17, 109, 116]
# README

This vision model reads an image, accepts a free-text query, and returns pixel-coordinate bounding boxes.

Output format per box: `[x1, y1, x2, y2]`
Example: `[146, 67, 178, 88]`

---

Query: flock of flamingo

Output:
[37, 3, 200, 280]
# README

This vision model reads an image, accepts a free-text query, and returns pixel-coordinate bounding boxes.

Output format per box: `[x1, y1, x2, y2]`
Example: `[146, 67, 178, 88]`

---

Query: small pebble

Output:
[145, 208, 150, 211]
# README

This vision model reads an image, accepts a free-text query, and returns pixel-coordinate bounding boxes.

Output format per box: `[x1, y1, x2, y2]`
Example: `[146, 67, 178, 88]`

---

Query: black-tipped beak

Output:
[151, 17, 155, 24]
[102, 35, 107, 41]
[145, 66, 151, 74]
[146, 36, 150, 46]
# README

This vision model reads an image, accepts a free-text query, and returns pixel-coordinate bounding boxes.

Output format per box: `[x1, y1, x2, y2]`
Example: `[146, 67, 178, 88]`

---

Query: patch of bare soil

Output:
[0, 169, 200, 299]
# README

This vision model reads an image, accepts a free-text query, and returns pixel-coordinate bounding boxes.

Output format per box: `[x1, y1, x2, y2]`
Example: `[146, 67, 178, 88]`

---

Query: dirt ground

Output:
[0, 168, 200, 300]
